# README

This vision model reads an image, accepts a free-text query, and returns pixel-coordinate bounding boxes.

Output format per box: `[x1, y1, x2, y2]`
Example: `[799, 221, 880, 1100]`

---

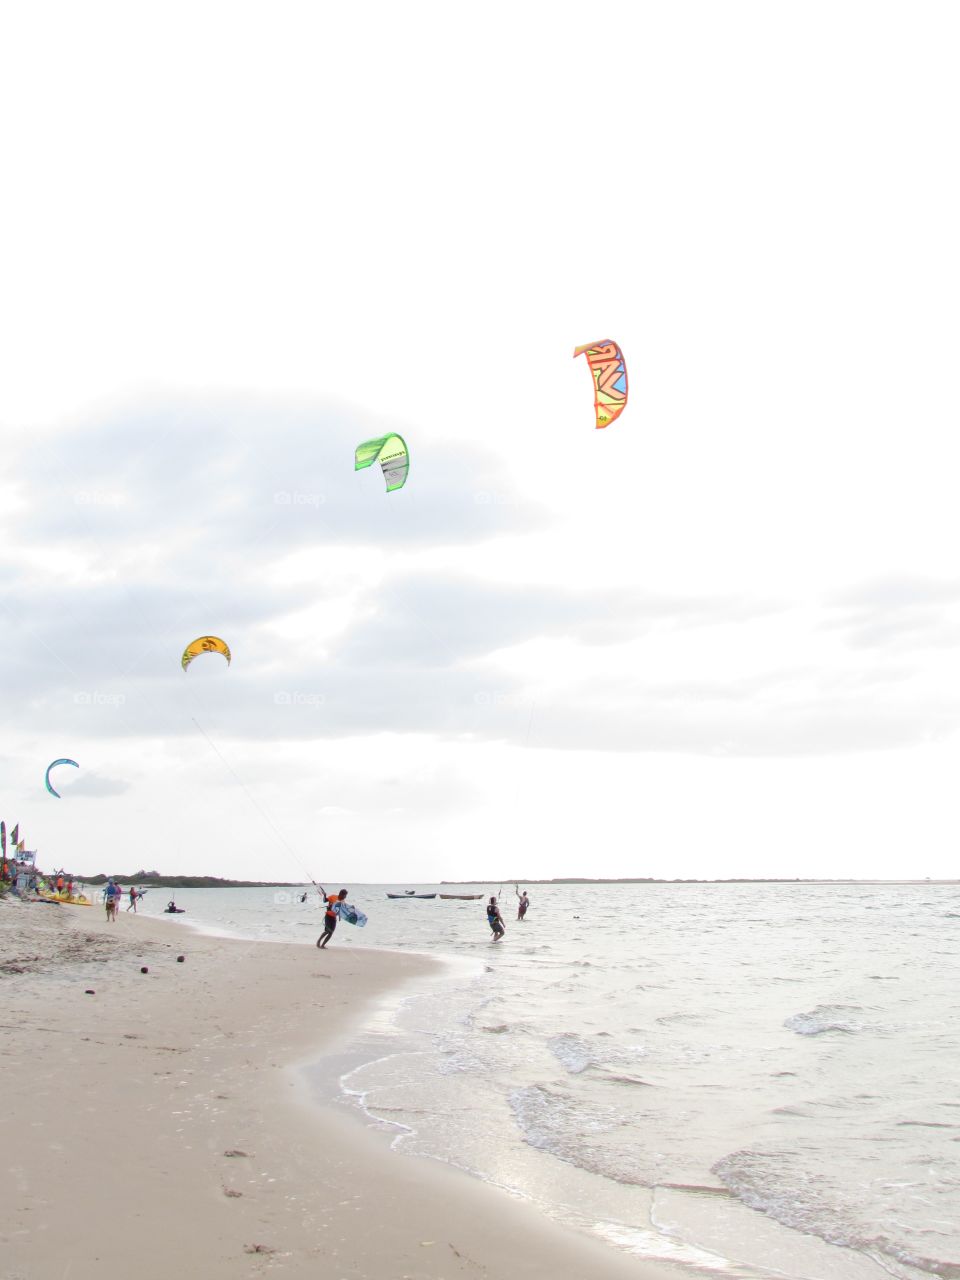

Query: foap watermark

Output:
[473, 490, 520, 506]
[74, 691, 126, 708]
[274, 890, 312, 906]
[73, 490, 127, 507]
[273, 490, 325, 509]
[274, 691, 325, 709]
[473, 691, 534, 710]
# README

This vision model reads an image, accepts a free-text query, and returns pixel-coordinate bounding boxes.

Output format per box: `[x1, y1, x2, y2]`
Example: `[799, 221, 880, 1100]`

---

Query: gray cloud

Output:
[2, 554, 951, 759]
[826, 575, 960, 651]
[5, 402, 957, 764]
[58, 772, 131, 799]
[0, 561, 784, 750]
[13, 398, 543, 569]
[334, 574, 777, 666]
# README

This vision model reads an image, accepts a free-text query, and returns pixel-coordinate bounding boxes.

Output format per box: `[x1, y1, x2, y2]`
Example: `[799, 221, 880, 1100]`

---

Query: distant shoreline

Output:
[443, 877, 960, 886]
[60, 875, 959, 889]
[79, 874, 301, 889]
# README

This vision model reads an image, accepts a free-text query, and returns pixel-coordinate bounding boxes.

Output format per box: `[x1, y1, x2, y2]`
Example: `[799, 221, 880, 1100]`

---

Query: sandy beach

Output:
[1, 897, 675, 1280]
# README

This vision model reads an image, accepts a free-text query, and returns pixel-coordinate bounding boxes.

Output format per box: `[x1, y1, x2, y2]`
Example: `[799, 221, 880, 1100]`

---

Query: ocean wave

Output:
[509, 1085, 663, 1185]
[784, 1004, 864, 1035]
[714, 1148, 960, 1279]
[548, 1033, 597, 1074]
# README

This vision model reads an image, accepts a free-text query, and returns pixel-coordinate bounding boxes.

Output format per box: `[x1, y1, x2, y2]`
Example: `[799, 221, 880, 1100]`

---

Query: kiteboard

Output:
[335, 901, 367, 927]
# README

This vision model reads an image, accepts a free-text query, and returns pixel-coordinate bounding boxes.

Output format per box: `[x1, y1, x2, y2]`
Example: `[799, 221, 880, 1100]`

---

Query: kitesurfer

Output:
[486, 896, 505, 941]
[516, 888, 530, 921]
[317, 886, 348, 948]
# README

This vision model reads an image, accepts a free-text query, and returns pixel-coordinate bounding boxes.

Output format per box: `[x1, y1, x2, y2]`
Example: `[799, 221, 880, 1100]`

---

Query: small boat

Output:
[386, 892, 437, 899]
[38, 892, 92, 907]
[439, 893, 483, 900]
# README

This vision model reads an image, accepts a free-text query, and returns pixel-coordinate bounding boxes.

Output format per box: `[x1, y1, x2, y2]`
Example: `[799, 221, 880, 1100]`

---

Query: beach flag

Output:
[17, 840, 25, 854]
[1, 821, 5, 856]
[10, 823, 18, 846]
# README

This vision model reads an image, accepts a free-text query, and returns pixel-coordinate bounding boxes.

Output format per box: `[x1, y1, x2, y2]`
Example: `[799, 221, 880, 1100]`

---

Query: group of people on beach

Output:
[485, 887, 530, 941]
[313, 885, 530, 948]
[102, 880, 146, 920]
[1, 865, 77, 898]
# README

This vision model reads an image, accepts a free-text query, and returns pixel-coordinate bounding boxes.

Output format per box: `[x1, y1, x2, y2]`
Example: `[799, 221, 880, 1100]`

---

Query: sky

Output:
[2, 1, 959, 882]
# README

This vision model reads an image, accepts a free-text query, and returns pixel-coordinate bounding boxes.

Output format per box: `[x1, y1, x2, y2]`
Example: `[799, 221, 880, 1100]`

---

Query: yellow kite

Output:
[181, 636, 232, 671]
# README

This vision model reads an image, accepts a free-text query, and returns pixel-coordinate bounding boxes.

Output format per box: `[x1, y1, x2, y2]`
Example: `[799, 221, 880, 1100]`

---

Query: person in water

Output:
[317, 886, 348, 948]
[486, 895, 505, 941]
[516, 888, 530, 921]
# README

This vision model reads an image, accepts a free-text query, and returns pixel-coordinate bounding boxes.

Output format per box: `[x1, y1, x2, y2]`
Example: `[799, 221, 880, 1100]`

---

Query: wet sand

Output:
[0, 897, 678, 1279]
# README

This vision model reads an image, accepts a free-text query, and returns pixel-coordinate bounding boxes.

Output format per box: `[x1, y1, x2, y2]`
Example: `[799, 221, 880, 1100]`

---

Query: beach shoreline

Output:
[1, 897, 677, 1280]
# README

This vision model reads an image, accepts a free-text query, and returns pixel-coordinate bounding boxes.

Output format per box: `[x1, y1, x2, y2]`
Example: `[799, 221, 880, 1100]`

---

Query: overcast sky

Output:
[2, 1, 959, 882]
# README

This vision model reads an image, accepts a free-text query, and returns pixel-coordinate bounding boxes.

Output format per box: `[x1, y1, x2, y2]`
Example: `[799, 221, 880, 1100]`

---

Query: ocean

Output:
[125, 880, 960, 1279]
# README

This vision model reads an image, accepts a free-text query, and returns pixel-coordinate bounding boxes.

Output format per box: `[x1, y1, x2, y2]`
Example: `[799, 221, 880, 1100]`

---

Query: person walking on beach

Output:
[316, 886, 348, 948]
[486, 895, 505, 941]
[126, 886, 140, 912]
[104, 878, 120, 922]
[516, 888, 530, 921]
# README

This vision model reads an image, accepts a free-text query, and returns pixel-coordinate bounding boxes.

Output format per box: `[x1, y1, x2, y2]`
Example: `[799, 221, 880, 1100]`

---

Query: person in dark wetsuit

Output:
[317, 886, 348, 948]
[486, 895, 505, 941]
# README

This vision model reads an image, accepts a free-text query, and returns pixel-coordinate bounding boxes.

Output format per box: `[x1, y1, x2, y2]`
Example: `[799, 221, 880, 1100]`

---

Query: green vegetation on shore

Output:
[83, 873, 300, 889]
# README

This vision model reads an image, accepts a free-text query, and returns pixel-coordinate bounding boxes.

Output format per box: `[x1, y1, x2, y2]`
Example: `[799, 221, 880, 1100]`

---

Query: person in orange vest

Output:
[56, 874, 65, 897]
[316, 886, 348, 949]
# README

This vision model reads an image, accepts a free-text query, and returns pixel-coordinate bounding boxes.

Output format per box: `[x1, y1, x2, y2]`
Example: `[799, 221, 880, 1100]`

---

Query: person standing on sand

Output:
[486, 895, 505, 941]
[516, 888, 530, 921]
[104, 879, 120, 922]
[316, 886, 348, 948]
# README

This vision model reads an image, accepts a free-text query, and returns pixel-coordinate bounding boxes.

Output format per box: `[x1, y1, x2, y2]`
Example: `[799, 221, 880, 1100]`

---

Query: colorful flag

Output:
[10, 823, 18, 846]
